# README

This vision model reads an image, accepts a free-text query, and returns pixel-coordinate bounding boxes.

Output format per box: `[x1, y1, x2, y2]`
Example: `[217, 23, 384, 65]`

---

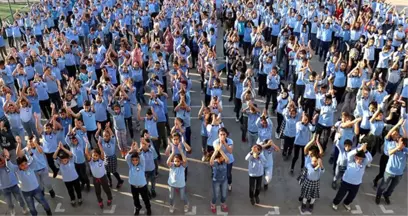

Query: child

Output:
[165, 133, 192, 181]
[0, 153, 28, 216]
[209, 144, 230, 213]
[53, 142, 82, 207]
[261, 139, 280, 190]
[198, 101, 211, 161]
[245, 144, 266, 205]
[65, 131, 90, 191]
[140, 137, 158, 198]
[3, 149, 52, 216]
[85, 140, 113, 209]
[95, 122, 124, 189]
[167, 144, 189, 213]
[299, 154, 324, 213]
[126, 141, 152, 215]
[242, 101, 261, 147]
[107, 100, 128, 158]
[332, 139, 353, 189]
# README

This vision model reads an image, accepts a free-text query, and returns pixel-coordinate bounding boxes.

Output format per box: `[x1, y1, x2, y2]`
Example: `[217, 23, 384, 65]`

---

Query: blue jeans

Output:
[227, 163, 233, 185]
[2, 184, 26, 210]
[376, 172, 402, 197]
[212, 180, 228, 204]
[169, 186, 188, 206]
[22, 186, 51, 216]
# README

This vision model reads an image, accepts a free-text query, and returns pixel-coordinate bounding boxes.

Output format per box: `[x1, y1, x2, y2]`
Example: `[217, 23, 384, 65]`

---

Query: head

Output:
[354, 150, 366, 165]
[130, 152, 140, 165]
[173, 154, 183, 167]
[344, 139, 353, 152]
[341, 112, 351, 122]
[16, 156, 29, 171]
[171, 133, 181, 145]
[310, 155, 319, 167]
[91, 148, 102, 161]
[218, 127, 229, 141]
[44, 123, 53, 134]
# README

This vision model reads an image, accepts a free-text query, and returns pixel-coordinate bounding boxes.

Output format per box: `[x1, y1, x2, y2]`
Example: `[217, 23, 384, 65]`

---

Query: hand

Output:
[3, 148, 9, 159]
[58, 142, 63, 149]
[97, 122, 101, 130]
[15, 136, 22, 144]
[137, 104, 142, 111]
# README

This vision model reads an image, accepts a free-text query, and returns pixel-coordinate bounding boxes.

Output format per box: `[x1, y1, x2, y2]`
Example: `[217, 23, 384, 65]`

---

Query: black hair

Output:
[344, 139, 353, 146]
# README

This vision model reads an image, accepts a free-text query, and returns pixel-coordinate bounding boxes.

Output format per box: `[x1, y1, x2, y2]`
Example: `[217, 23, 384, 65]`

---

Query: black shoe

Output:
[109, 182, 113, 188]
[147, 208, 152, 215]
[78, 199, 83, 206]
[264, 184, 268, 190]
[290, 169, 294, 176]
[53, 169, 59, 178]
[49, 190, 56, 198]
[300, 203, 307, 213]
[332, 181, 337, 190]
[375, 196, 381, 204]
[42, 190, 45, 196]
[250, 198, 255, 205]
[298, 196, 302, 202]
[46, 210, 52, 216]
[71, 200, 76, 207]
[116, 180, 124, 189]
[255, 196, 260, 204]
[228, 98, 233, 102]
[373, 180, 378, 188]
[151, 190, 156, 198]
[308, 203, 314, 212]
[383, 195, 390, 205]
[329, 157, 334, 165]
[134, 207, 141, 215]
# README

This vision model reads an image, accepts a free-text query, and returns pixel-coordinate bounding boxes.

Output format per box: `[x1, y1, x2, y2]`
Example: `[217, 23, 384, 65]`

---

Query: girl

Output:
[65, 131, 90, 191]
[84, 139, 113, 209]
[95, 122, 124, 189]
[261, 139, 280, 190]
[167, 142, 189, 213]
[107, 100, 128, 157]
[282, 100, 302, 160]
[126, 141, 152, 215]
[245, 144, 266, 205]
[209, 145, 229, 213]
[213, 127, 234, 191]
[198, 101, 211, 161]
[3, 94, 27, 147]
[53, 143, 82, 207]
[299, 154, 324, 213]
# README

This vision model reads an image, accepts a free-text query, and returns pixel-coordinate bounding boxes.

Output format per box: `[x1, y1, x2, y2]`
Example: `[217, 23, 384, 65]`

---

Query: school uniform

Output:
[333, 141, 352, 185]
[168, 163, 188, 207]
[42, 131, 60, 175]
[317, 99, 337, 151]
[89, 159, 112, 203]
[126, 153, 151, 212]
[211, 160, 228, 205]
[291, 122, 315, 170]
[262, 148, 274, 186]
[245, 152, 266, 201]
[282, 108, 302, 157]
[246, 111, 260, 147]
[266, 74, 280, 112]
[300, 162, 324, 200]
[0, 165, 26, 212]
[55, 157, 82, 202]
[141, 145, 158, 196]
[213, 138, 234, 186]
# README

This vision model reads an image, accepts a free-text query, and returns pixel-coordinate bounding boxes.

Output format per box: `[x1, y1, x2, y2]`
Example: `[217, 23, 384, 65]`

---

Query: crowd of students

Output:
[0, 0, 408, 215]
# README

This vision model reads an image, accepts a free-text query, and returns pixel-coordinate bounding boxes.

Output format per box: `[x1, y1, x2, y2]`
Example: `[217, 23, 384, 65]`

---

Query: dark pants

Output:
[319, 41, 330, 60]
[75, 162, 90, 187]
[64, 178, 82, 201]
[376, 172, 402, 198]
[44, 152, 59, 174]
[302, 98, 316, 119]
[333, 181, 360, 205]
[249, 176, 262, 199]
[265, 89, 278, 111]
[373, 154, 389, 185]
[234, 98, 242, 119]
[157, 122, 168, 151]
[291, 145, 305, 170]
[283, 136, 295, 156]
[93, 175, 112, 202]
[333, 86, 346, 104]
[49, 92, 62, 111]
[66, 65, 76, 78]
[39, 99, 51, 119]
[227, 163, 233, 185]
[258, 74, 267, 97]
[125, 117, 134, 138]
[341, 90, 358, 114]
[276, 113, 283, 134]
[316, 124, 331, 151]
[131, 185, 151, 209]
[86, 130, 97, 149]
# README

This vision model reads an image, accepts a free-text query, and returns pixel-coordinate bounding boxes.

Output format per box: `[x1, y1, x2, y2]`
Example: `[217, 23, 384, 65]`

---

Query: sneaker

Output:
[221, 204, 228, 212]
[169, 205, 174, 213]
[264, 184, 268, 190]
[275, 132, 279, 139]
[235, 117, 239, 122]
[184, 205, 189, 213]
[116, 180, 124, 189]
[71, 200, 76, 207]
[78, 199, 83, 206]
[151, 190, 156, 198]
[343, 203, 351, 211]
[383, 195, 391, 205]
[134, 207, 141, 215]
[255, 196, 260, 204]
[107, 199, 112, 206]
[45, 210, 52, 216]
[10, 209, 16, 216]
[146, 208, 152, 215]
[300, 203, 307, 213]
[332, 203, 338, 211]
[331, 181, 337, 190]
[290, 169, 294, 176]
[228, 184, 232, 191]
[375, 196, 381, 204]
[308, 204, 314, 212]
[49, 189, 56, 198]
[250, 198, 255, 205]
[22, 208, 29, 215]
[367, 162, 371, 167]
[373, 180, 378, 188]
[201, 155, 206, 162]
[210, 204, 216, 214]
[98, 202, 104, 209]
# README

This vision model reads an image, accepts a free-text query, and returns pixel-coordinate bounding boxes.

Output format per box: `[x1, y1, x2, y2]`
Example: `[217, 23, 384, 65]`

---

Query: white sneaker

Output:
[367, 162, 371, 167]
[201, 155, 206, 162]
[22, 208, 29, 215]
[275, 132, 279, 139]
[235, 117, 239, 122]
[228, 184, 232, 191]
[184, 205, 189, 213]
[10, 209, 16, 216]
[169, 205, 174, 213]
[332, 204, 338, 211]
[343, 204, 351, 211]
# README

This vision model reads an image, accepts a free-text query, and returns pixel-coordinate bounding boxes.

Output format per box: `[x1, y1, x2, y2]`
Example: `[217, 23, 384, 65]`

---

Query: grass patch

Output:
[0, 3, 30, 22]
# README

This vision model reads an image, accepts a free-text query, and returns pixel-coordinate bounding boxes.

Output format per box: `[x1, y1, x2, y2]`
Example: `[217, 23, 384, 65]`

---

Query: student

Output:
[84, 140, 113, 209]
[245, 144, 266, 205]
[282, 100, 302, 160]
[242, 101, 261, 147]
[265, 66, 280, 112]
[137, 105, 160, 162]
[332, 143, 372, 211]
[65, 132, 91, 191]
[53, 143, 82, 207]
[213, 127, 234, 192]
[0, 153, 28, 216]
[3, 149, 52, 216]
[299, 154, 324, 213]
[375, 125, 407, 205]
[165, 133, 192, 181]
[167, 144, 189, 213]
[260, 139, 280, 190]
[209, 144, 230, 213]
[332, 139, 353, 189]
[107, 99, 128, 158]
[140, 137, 158, 198]
[95, 122, 124, 189]
[126, 141, 152, 215]
[316, 91, 337, 151]
[198, 101, 211, 161]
